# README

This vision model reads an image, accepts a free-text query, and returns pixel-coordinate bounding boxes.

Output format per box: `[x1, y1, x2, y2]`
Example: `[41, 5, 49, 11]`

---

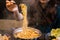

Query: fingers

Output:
[6, 0, 9, 2]
[6, 0, 11, 6]
[10, 0, 16, 5]
[6, 0, 15, 6]
[6, 0, 15, 3]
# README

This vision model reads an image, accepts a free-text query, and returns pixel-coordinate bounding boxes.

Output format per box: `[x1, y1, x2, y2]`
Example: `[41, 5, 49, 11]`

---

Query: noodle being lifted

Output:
[6, 0, 41, 39]
[14, 4, 41, 39]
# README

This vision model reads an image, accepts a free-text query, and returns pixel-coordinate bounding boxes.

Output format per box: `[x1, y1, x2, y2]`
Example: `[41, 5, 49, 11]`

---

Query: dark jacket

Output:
[27, 0, 57, 33]
[28, 1, 56, 27]
[55, 5, 60, 28]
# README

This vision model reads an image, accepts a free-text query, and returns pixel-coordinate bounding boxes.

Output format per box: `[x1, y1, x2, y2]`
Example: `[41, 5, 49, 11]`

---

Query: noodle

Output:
[14, 4, 41, 39]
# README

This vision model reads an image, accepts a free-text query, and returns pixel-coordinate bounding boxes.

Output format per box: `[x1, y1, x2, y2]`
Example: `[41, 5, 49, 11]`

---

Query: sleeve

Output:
[51, 5, 60, 28]
[56, 5, 60, 27]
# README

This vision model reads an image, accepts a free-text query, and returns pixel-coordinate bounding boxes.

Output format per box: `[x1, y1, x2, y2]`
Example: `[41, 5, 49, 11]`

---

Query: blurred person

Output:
[27, 0, 57, 40]
[28, 0, 56, 33]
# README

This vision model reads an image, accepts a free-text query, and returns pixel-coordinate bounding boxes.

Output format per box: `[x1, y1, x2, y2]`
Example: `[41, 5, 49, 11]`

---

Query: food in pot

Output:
[14, 27, 41, 39]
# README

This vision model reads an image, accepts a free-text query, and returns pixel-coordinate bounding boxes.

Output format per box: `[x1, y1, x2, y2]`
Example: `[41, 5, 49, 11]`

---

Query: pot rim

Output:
[13, 27, 42, 39]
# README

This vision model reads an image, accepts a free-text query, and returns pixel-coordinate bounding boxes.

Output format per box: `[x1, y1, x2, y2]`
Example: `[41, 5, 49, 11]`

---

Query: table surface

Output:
[0, 19, 23, 30]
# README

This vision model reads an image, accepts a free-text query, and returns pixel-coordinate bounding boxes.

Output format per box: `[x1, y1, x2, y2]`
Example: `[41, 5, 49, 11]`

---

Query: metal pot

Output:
[13, 27, 42, 40]
[14, 37, 40, 40]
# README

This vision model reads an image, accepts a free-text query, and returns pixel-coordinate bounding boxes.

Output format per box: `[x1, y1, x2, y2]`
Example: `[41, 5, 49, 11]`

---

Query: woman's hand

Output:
[6, 0, 18, 12]
[6, 0, 23, 21]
